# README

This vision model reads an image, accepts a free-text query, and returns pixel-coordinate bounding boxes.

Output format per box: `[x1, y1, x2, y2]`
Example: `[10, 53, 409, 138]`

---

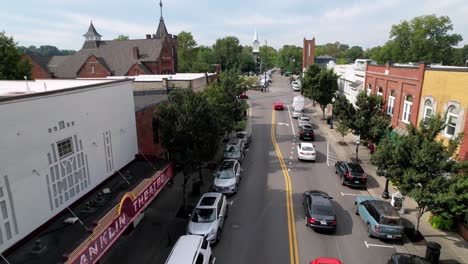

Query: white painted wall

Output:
[0, 80, 137, 252]
[330, 62, 367, 106]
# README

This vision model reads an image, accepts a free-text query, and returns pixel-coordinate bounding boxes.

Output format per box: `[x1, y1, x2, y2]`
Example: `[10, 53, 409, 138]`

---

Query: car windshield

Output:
[312, 204, 334, 216]
[226, 145, 240, 152]
[191, 208, 216, 223]
[236, 133, 245, 139]
[217, 169, 235, 179]
[302, 146, 314, 151]
[303, 125, 313, 130]
[301, 117, 310, 121]
[348, 163, 364, 173]
[294, 110, 301, 113]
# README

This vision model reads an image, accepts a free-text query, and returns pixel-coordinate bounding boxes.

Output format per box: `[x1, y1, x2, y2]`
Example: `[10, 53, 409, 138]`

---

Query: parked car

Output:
[292, 82, 301, 91]
[224, 138, 245, 162]
[292, 109, 302, 118]
[165, 235, 216, 264]
[387, 253, 430, 264]
[187, 192, 228, 244]
[235, 131, 251, 147]
[303, 190, 337, 231]
[334, 161, 367, 187]
[299, 124, 315, 141]
[355, 196, 404, 240]
[297, 142, 316, 161]
[310, 258, 343, 264]
[212, 159, 242, 194]
[298, 116, 311, 128]
[292, 95, 304, 112]
[274, 101, 284, 110]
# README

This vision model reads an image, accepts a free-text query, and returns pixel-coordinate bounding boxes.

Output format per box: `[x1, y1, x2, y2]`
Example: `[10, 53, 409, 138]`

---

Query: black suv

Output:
[334, 161, 367, 187]
[299, 124, 315, 141]
[302, 190, 336, 232]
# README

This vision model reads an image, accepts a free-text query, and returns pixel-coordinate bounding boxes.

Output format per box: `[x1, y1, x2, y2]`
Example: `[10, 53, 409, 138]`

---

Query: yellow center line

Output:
[271, 109, 299, 264]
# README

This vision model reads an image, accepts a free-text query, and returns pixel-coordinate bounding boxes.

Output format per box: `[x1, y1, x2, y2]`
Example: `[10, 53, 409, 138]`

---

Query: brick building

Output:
[27, 7, 177, 79]
[365, 62, 425, 134]
[22, 54, 52, 79]
[302, 37, 315, 71]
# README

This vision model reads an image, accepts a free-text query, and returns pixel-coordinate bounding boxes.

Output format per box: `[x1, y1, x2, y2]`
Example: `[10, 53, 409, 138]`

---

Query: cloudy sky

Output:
[1, 0, 467, 51]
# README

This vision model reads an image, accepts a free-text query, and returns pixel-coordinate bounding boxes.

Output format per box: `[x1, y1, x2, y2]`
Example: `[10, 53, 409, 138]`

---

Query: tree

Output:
[384, 15, 462, 64]
[177, 31, 198, 72]
[259, 45, 278, 70]
[333, 93, 356, 129]
[372, 114, 462, 234]
[345, 46, 364, 62]
[0, 32, 31, 80]
[114, 34, 129, 40]
[336, 121, 349, 142]
[191, 46, 216, 72]
[277, 45, 302, 73]
[212, 36, 242, 71]
[302, 65, 338, 119]
[19, 45, 76, 56]
[354, 91, 389, 141]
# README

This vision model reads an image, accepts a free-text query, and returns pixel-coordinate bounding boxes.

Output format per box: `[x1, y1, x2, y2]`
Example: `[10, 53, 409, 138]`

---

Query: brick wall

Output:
[125, 64, 146, 76]
[77, 55, 110, 78]
[303, 38, 315, 70]
[459, 113, 468, 160]
[135, 105, 166, 157]
[22, 54, 52, 79]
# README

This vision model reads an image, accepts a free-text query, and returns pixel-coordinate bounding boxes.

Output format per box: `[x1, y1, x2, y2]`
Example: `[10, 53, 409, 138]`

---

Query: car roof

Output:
[310, 258, 343, 264]
[345, 162, 364, 172]
[196, 192, 221, 208]
[312, 196, 333, 207]
[300, 142, 314, 148]
[300, 116, 310, 119]
[391, 253, 430, 264]
[220, 159, 237, 170]
[165, 235, 203, 264]
[368, 200, 400, 217]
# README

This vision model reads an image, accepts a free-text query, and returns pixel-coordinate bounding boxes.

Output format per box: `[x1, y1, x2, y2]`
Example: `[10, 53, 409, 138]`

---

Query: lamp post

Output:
[355, 133, 360, 162]
[382, 178, 390, 199]
[330, 97, 336, 129]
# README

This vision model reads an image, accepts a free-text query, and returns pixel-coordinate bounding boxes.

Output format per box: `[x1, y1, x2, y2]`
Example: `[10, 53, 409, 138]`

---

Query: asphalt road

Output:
[214, 73, 400, 264]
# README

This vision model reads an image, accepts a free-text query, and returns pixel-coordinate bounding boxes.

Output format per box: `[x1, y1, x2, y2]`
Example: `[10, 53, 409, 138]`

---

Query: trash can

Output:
[192, 179, 201, 196]
[425, 241, 441, 264]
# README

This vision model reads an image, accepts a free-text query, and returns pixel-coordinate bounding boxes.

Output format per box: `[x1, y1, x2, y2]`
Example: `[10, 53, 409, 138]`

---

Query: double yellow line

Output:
[271, 109, 299, 264]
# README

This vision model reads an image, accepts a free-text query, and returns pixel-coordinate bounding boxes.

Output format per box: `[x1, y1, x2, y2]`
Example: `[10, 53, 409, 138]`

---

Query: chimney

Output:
[133, 47, 139, 60]
[146, 34, 151, 39]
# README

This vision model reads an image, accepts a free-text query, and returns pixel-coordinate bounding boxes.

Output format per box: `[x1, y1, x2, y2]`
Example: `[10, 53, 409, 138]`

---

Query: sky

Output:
[1, 0, 468, 51]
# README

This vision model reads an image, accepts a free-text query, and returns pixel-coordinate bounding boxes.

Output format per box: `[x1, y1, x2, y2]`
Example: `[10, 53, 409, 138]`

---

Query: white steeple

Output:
[253, 29, 260, 54]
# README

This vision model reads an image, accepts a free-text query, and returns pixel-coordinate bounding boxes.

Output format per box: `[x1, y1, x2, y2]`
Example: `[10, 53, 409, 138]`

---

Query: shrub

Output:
[429, 214, 455, 231]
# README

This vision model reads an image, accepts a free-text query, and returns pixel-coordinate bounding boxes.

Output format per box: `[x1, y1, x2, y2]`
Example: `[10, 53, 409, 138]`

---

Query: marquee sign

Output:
[65, 162, 174, 264]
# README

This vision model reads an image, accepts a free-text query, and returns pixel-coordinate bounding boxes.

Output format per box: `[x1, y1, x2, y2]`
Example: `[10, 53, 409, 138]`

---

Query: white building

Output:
[0, 79, 138, 253]
[328, 59, 373, 106]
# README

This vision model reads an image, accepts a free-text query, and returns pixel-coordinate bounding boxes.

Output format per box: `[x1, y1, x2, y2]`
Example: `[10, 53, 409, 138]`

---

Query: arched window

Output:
[367, 84, 372, 94]
[387, 91, 395, 115]
[377, 86, 383, 96]
[402, 95, 413, 123]
[423, 99, 433, 120]
[445, 105, 458, 136]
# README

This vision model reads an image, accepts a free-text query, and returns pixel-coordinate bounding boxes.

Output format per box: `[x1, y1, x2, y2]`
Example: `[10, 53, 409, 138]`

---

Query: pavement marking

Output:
[287, 106, 296, 136]
[278, 122, 290, 126]
[365, 241, 394, 249]
[341, 192, 359, 196]
[289, 157, 293, 160]
[272, 109, 299, 264]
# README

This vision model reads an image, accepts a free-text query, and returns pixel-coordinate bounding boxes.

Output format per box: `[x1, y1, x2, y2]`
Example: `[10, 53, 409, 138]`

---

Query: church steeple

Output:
[155, 0, 168, 39]
[253, 29, 260, 54]
[82, 21, 102, 49]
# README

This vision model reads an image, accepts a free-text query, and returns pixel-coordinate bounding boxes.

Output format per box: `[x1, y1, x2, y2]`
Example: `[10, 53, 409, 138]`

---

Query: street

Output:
[214, 73, 400, 264]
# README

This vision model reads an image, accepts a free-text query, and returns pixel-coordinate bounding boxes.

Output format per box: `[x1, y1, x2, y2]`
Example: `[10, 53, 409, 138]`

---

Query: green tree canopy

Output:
[0, 32, 31, 80]
[114, 34, 129, 40]
[259, 45, 278, 70]
[302, 64, 338, 118]
[212, 36, 242, 71]
[277, 45, 302, 73]
[177, 31, 198, 72]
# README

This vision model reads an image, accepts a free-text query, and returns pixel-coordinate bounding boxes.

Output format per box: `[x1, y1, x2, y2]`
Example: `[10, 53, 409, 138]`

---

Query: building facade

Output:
[329, 59, 371, 106]
[0, 79, 138, 253]
[302, 37, 315, 71]
[365, 63, 425, 134]
[417, 68, 468, 160]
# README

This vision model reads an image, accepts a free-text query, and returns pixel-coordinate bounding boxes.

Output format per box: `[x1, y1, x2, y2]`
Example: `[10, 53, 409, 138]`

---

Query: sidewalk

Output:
[309, 103, 468, 264]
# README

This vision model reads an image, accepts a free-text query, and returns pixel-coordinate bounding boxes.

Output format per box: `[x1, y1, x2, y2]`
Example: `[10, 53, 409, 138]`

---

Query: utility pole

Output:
[264, 40, 268, 91]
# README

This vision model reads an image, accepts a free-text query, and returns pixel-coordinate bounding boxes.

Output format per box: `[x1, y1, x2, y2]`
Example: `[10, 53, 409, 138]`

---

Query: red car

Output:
[274, 101, 284, 110]
[310, 258, 343, 264]
[239, 93, 249, 99]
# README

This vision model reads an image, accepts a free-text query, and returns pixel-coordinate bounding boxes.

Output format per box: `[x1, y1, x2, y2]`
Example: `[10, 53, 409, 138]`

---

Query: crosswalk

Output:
[326, 141, 339, 166]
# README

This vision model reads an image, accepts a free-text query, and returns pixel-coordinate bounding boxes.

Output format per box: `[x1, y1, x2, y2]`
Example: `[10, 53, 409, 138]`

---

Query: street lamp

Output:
[378, 168, 390, 199]
[330, 97, 336, 129]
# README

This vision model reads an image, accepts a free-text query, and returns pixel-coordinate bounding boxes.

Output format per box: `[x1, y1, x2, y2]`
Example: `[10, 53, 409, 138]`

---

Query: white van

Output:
[292, 95, 304, 111]
[165, 235, 216, 264]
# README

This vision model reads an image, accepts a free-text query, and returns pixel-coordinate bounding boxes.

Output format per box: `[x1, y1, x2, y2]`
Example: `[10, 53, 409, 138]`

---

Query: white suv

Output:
[187, 192, 228, 244]
[165, 235, 216, 264]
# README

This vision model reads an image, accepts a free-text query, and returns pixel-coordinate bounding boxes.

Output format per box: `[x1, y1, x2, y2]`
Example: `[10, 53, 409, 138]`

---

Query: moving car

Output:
[297, 142, 316, 161]
[274, 101, 284, 110]
[235, 131, 251, 147]
[292, 109, 302, 118]
[355, 196, 404, 240]
[212, 159, 242, 194]
[310, 258, 343, 264]
[334, 161, 367, 187]
[224, 138, 245, 162]
[187, 192, 228, 244]
[303, 190, 337, 231]
[165, 235, 215, 264]
[387, 253, 430, 264]
[299, 124, 315, 141]
[298, 116, 311, 128]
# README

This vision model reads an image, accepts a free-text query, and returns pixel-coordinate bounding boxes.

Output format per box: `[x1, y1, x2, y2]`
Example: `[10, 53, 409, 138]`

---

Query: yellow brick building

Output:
[418, 68, 468, 160]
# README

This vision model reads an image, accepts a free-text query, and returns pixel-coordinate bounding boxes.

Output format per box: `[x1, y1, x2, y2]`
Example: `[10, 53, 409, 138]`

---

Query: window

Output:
[152, 119, 159, 144]
[0, 201, 8, 220]
[134, 69, 139, 76]
[367, 84, 372, 94]
[423, 99, 433, 120]
[91, 65, 95, 74]
[57, 138, 73, 158]
[445, 105, 458, 137]
[377, 87, 383, 96]
[402, 95, 413, 124]
[387, 91, 395, 116]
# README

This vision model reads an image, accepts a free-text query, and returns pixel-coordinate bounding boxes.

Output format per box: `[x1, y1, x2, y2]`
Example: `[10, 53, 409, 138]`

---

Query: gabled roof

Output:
[28, 54, 53, 71]
[48, 39, 164, 78]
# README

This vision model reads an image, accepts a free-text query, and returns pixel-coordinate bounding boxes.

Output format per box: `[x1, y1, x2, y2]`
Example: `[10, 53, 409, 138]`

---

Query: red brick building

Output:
[365, 62, 425, 134]
[303, 37, 315, 71]
[22, 54, 52, 79]
[27, 13, 177, 79]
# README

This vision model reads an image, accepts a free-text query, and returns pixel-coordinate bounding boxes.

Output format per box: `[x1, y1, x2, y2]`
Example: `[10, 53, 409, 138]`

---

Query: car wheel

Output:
[355, 204, 359, 215]
[341, 176, 345, 185]
[311, 137, 315, 141]
[234, 185, 239, 193]
[335, 169, 338, 174]
[367, 224, 373, 238]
